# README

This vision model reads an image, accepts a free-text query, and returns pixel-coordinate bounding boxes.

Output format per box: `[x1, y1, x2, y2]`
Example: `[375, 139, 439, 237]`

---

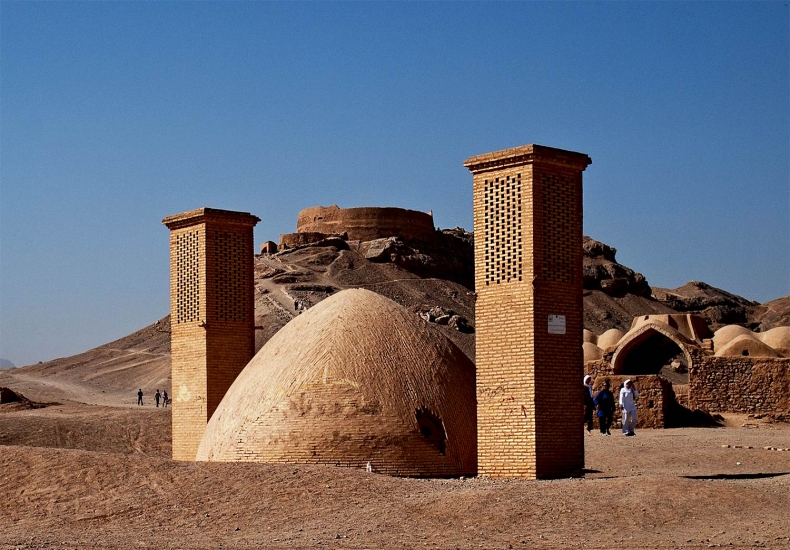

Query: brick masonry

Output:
[195, 289, 478, 477]
[465, 144, 591, 479]
[163, 207, 260, 461]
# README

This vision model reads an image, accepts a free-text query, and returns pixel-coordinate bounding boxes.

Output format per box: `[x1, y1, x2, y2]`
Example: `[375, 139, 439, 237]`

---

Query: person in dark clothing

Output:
[594, 379, 616, 435]
[162, 389, 168, 408]
[155, 389, 161, 408]
[583, 374, 595, 433]
[137, 389, 143, 406]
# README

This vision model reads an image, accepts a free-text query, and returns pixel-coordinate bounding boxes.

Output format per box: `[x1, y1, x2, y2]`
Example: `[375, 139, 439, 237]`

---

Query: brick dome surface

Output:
[196, 289, 477, 477]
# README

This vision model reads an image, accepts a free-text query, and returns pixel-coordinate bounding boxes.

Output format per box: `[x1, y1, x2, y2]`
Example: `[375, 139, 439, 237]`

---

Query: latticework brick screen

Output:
[483, 174, 523, 286]
[175, 231, 200, 324]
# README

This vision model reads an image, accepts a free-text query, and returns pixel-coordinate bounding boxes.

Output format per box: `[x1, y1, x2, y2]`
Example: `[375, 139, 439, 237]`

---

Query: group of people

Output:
[136, 388, 169, 408]
[583, 375, 639, 436]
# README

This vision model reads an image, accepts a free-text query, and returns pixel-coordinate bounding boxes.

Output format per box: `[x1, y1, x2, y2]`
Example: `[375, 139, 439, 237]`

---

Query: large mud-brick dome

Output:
[196, 289, 477, 477]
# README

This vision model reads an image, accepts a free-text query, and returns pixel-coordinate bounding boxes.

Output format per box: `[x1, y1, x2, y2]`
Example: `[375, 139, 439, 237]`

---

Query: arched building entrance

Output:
[611, 322, 693, 376]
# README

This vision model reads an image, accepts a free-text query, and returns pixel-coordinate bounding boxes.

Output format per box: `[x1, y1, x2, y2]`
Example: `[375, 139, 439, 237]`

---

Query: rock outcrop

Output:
[652, 281, 759, 330]
[583, 237, 651, 297]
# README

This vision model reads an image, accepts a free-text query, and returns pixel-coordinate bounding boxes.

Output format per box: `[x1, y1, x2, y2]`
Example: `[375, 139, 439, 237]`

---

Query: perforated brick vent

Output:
[175, 231, 200, 324]
[483, 173, 523, 285]
[539, 172, 575, 284]
[211, 230, 248, 322]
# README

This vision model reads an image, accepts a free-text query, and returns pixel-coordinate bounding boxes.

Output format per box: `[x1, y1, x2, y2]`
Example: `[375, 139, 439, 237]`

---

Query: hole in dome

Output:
[415, 406, 446, 455]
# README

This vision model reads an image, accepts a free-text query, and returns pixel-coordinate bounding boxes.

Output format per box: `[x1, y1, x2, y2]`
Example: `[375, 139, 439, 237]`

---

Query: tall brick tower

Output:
[163, 207, 260, 461]
[465, 144, 591, 479]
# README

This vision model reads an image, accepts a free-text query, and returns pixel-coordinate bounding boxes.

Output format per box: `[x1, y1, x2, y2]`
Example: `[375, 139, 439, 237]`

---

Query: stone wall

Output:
[689, 356, 790, 414]
[589, 375, 673, 430]
[279, 231, 345, 249]
[295, 205, 435, 243]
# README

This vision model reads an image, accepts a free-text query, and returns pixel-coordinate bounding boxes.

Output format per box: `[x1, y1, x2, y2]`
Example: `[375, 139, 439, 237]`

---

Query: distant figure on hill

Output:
[583, 374, 594, 433]
[594, 379, 616, 436]
[162, 389, 168, 407]
[155, 389, 161, 408]
[137, 388, 143, 406]
[619, 379, 639, 436]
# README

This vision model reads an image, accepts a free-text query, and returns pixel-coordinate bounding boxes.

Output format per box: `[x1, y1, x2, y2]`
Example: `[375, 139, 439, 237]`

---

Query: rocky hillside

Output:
[3, 228, 786, 403]
[652, 281, 759, 330]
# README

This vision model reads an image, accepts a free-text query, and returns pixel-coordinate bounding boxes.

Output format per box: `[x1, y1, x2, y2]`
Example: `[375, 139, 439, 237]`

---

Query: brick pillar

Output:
[163, 208, 260, 461]
[465, 145, 591, 479]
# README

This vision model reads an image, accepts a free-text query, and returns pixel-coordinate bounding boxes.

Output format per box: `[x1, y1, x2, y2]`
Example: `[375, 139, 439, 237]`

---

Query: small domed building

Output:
[196, 289, 477, 477]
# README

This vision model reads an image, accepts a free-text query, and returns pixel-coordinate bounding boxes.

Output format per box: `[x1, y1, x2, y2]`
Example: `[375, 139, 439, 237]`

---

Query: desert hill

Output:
[2, 230, 787, 406]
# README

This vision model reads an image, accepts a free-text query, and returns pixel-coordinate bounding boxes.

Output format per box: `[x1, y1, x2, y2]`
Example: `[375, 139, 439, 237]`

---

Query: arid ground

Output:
[2, 237, 789, 549]
[1, 395, 788, 550]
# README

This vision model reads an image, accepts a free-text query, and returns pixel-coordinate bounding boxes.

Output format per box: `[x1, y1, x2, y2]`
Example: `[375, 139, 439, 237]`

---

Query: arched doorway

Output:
[611, 324, 693, 381]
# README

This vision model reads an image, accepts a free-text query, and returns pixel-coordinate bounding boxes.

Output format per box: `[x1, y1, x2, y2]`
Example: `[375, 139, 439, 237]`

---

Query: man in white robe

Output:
[619, 379, 638, 436]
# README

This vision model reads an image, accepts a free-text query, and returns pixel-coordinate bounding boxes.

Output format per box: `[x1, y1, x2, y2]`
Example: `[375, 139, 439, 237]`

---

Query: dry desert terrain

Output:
[1, 394, 789, 550]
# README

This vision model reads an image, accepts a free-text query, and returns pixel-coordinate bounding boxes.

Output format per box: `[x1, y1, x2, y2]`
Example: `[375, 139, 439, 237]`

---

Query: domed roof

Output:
[583, 329, 597, 344]
[714, 334, 781, 358]
[712, 325, 755, 353]
[597, 328, 625, 350]
[583, 342, 604, 363]
[756, 327, 790, 358]
[196, 289, 477, 477]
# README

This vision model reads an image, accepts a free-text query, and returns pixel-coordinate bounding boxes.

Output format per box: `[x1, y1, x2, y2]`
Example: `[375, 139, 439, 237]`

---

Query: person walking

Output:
[137, 388, 144, 406]
[619, 379, 639, 436]
[594, 379, 616, 435]
[583, 374, 595, 434]
[162, 389, 168, 408]
[155, 389, 161, 408]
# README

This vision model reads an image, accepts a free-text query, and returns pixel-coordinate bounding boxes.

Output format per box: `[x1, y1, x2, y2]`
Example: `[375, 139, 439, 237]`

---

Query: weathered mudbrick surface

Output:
[589, 375, 673, 430]
[196, 289, 477, 477]
[163, 208, 259, 461]
[689, 356, 790, 414]
[293, 205, 436, 243]
[466, 144, 591, 479]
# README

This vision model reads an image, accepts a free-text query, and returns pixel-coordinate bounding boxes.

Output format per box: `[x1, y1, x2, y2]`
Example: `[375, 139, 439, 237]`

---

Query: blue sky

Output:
[1, 2, 788, 367]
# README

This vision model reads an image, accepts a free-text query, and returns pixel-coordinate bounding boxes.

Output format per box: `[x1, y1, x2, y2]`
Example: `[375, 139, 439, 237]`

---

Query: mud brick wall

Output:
[295, 205, 436, 243]
[689, 356, 790, 414]
[164, 208, 259, 461]
[466, 144, 591, 479]
[279, 231, 344, 249]
[584, 358, 613, 379]
[590, 375, 672, 430]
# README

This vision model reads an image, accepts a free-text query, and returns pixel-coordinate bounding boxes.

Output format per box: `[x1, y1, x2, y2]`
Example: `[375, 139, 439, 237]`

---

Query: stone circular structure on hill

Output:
[196, 289, 477, 477]
[294, 205, 436, 242]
